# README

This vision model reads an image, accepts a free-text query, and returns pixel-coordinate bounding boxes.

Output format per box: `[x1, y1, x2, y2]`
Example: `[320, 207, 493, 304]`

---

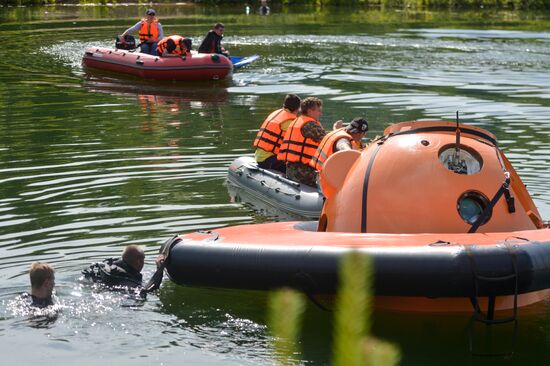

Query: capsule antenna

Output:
[452, 110, 461, 170]
[455, 111, 460, 157]
[447, 111, 467, 174]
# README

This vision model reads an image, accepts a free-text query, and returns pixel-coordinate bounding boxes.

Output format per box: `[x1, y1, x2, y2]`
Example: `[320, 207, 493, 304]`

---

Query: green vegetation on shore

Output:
[2, 0, 550, 11]
[2, 3, 548, 35]
[268, 252, 400, 366]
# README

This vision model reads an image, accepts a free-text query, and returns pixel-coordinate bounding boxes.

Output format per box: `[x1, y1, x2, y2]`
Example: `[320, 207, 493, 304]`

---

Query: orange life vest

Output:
[157, 35, 189, 56]
[277, 115, 322, 165]
[309, 128, 361, 171]
[253, 108, 297, 155]
[139, 19, 159, 42]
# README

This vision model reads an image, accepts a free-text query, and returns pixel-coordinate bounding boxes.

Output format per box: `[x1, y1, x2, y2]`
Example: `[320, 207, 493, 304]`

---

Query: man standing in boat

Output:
[278, 97, 341, 186]
[119, 9, 164, 56]
[253, 94, 301, 173]
[309, 117, 368, 173]
[156, 36, 192, 57]
[198, 23, 229, 57]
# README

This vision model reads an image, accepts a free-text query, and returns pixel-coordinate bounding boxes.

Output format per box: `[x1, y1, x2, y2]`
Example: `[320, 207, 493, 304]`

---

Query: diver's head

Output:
[122, 245, 145, 272]
[30, 262, 55, 298]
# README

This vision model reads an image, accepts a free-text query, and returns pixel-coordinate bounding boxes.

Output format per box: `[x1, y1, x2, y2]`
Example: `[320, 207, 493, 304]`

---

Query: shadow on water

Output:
[83, 73, 230, 106]
[157, 282, 333, 364]
[157, 281, 550, 365]
[371, 299, 550, 365]
[82, 73, 231, 127]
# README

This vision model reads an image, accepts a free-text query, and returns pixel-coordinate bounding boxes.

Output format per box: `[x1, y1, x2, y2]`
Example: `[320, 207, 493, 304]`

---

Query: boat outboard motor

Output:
[115, 35, 137, 50]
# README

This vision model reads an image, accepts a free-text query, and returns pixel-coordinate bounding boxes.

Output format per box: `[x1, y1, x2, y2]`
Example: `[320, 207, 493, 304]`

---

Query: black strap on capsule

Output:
[468, 174, 513, 234]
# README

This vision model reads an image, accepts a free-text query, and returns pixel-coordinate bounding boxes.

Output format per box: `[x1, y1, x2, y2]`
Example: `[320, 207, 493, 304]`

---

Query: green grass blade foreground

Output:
[268, 252, 400, 366]
[268, 288, 307, 366]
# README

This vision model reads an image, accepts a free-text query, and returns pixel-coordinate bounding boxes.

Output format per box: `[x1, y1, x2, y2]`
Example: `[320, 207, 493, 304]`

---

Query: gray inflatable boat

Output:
[227, 156, 324, 219]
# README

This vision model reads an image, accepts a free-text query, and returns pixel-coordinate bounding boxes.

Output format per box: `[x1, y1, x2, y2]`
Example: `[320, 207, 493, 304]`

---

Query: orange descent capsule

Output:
[164, 120, 550, 313]
[319, 120, 542, 234]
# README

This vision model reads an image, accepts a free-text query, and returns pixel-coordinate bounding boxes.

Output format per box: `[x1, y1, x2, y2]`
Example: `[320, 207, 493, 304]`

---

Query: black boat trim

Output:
[361, 143, 382, 233]
[390, 125, 498, 147]
[165, 238, 550, 298]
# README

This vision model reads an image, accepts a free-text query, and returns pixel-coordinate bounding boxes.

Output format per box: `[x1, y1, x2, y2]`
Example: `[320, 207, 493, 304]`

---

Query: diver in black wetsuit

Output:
[82, 244, 167, 292]
[198, 22, 229, 57]
[28, 262, 56, 308]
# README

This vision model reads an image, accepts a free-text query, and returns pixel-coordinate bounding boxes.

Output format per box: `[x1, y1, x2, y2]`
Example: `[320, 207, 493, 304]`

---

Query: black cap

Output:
[347, 117, 368, 134]
[146, 9, 156, 16]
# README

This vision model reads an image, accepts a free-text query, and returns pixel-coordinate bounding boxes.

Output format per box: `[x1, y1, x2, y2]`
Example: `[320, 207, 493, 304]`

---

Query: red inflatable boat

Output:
[82, 47, 233, 81]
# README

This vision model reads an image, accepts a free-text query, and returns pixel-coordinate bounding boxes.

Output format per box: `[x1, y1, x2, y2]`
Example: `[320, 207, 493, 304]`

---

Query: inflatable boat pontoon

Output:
[82, 47, 258, 81]
[227, 156, 324, 219]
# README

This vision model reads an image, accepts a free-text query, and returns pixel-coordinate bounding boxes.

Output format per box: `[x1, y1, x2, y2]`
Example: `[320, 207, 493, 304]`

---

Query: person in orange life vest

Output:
[119, 9, 163, 56]
[277, 97, 342, 187]
[253, 94, 301, 173]
[309, 117, 368, 172]
[157, 36, 192, 57]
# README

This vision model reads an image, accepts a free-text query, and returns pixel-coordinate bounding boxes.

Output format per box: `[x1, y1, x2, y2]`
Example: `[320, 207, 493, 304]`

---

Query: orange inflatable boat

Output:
[82, 47, 233, 81]
[162, 120, 550, 314]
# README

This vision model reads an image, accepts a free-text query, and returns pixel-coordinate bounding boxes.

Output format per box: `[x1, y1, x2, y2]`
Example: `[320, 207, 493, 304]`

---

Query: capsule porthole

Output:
[457, 191, 491, 225]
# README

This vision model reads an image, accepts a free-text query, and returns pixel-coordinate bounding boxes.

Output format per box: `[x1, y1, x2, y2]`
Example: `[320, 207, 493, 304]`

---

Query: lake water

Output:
[0, 4, 549, 365]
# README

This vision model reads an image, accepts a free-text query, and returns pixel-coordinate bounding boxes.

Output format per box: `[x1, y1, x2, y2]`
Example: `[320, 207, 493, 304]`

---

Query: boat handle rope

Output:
[466, 244, 519, 357]
[468, 173, 513, 234]
[465, 244, 519, 323]
[245, 173, 300, 198]
[247, 164, 302, 188]
[196, 230, 220, 241]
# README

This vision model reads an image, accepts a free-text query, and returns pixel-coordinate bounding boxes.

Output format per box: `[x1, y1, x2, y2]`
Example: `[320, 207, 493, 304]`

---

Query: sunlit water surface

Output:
[0, 5, 549, 365]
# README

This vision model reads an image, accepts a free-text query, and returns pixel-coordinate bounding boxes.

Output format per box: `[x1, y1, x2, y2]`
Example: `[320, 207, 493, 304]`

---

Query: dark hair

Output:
[214, 23, 225, 29]
[181, 38, 192, 51]
[283, 94, 301, 112]
[346, 117, 369, 134]
[122, 245, 145, 268]
[300, 97, 322, 115]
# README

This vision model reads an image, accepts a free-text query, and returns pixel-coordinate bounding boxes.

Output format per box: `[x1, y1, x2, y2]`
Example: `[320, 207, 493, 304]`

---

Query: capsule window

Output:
[457, 191, 490, 225]
[439, 144, 483, 175]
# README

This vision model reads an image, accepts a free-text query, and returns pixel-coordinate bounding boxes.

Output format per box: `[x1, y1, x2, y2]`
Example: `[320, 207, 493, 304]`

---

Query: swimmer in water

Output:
[28, 262, 56, 308]
[82, 244, 166, 292]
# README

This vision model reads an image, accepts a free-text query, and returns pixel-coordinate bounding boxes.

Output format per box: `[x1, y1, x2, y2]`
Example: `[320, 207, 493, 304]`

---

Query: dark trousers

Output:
[286, 162, 317, 187]
[258, 155, 286, 173]
[140, 42, 158, 56]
